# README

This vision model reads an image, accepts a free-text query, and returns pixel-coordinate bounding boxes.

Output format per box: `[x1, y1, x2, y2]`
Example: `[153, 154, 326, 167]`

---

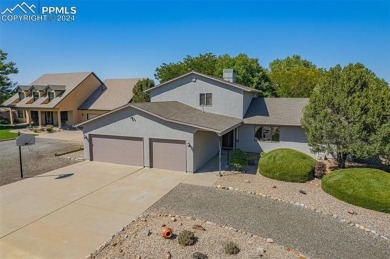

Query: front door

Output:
[45, 112, 53, 124]
[222, 130, 234, 149]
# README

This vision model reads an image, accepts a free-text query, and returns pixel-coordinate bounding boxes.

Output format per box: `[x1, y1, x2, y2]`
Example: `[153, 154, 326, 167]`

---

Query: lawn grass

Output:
[258, 148, 316, 182]
[0, 129, 19, 140]
[322, 168, 390, 213]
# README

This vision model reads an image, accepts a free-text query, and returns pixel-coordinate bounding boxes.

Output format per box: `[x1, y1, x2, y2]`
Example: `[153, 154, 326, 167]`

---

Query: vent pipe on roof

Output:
[223, 69, 236, 83]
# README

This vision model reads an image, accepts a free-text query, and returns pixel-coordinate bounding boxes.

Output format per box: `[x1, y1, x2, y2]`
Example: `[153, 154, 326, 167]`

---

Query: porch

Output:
[8, 109, 72, 128]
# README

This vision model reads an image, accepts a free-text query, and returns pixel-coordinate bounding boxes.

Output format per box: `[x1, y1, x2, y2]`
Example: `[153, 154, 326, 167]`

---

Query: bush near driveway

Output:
[322, 168, 390, 213]
[258, 148, 316, 182]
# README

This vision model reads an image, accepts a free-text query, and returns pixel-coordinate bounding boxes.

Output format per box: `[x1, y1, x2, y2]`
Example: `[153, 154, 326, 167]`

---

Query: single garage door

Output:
[150, 139, 186, 171]
[91, 135, 143, 166]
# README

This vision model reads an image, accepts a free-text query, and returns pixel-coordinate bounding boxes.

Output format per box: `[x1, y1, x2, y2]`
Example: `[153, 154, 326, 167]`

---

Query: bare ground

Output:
[90, 213, 306, 259]
[0, 138, 83, 186]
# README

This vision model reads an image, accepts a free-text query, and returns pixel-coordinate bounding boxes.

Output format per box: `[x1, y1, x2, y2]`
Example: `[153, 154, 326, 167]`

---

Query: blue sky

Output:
[0, 0, 389, 84]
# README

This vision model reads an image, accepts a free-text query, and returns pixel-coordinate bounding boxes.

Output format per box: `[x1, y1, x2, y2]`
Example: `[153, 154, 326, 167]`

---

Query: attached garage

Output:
[150, 139, 186, 171]
[90, 135, 144, 166]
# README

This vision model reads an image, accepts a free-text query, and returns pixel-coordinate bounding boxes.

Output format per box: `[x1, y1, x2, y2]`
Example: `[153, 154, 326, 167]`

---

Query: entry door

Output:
[45, 112, 53, 124]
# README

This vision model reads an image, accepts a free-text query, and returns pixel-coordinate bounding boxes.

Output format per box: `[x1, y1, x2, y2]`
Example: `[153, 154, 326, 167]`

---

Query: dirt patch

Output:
[89, 213, 306, 259]
[0, 138, 83, 186]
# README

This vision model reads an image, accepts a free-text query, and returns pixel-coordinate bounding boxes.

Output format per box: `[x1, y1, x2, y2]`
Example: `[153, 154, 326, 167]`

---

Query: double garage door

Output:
[90, 135, 186, 171]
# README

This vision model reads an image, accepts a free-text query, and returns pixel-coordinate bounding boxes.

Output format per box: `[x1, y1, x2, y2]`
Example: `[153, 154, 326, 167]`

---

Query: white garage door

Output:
[91, 135, 143, 166]
[150, 139, 186, 171]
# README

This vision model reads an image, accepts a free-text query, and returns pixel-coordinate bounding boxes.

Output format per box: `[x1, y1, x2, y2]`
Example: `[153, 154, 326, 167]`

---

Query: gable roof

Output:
[1, 72, 99, 108]
[244, 98, 308, 126]
[145, 71, 261, 94]
[77, 101, 242, 135]
[79, 78, 142, 111]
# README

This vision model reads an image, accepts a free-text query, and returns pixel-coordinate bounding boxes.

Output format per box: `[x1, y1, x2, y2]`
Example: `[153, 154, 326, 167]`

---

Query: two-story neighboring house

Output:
[1, 72, 142, 127]
[77, 70, 310, 173]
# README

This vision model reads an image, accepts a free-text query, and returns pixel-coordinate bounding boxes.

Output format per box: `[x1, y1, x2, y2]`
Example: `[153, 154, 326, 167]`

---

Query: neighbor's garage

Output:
[90, 135, 144, 166]
[150, 139, 186, 171]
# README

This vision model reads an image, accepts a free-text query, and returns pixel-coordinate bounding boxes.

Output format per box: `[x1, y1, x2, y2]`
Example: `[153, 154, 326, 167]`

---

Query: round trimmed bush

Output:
[322, 168, 390, 213]
[258, 148, 316, 182]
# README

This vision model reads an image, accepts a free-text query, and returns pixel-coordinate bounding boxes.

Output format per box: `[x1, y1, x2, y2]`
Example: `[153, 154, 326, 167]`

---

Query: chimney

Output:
[223, 69, 236, 83]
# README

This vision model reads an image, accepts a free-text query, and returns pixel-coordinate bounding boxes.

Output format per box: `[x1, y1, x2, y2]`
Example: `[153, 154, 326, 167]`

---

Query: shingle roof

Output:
[79, 78, 142, 111]
[145, 71, 261, 93]
[1, 72, 95, 108]
[131, 101, 242, 133]
[78, 101, 242, 134]
[244, 98, 308, 126]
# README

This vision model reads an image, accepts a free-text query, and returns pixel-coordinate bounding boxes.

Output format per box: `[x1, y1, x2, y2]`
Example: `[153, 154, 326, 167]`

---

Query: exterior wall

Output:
[243, 92, 254, 117]
[79, 110, 107, 122]
[193, 130, 219, 172]
[57, 74, 102, 125]
[82, 107, 196, 172]
[151, 75, 245, 118]
[236, 124, 313, 156]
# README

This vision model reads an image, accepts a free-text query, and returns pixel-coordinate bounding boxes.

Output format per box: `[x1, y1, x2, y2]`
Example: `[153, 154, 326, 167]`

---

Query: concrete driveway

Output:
[0, 161, 218, 258]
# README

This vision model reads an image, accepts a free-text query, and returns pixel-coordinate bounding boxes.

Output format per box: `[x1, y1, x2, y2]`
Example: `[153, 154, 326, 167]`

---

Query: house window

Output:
[60, 111, 68, 122]
[17, 110, 24, 118]
[18, 92, 25, 100]
[33, 92, 39, 101]
[255, 126, 280, 142]
[48, 92, 54, 101]
[200, 93, 212, 106]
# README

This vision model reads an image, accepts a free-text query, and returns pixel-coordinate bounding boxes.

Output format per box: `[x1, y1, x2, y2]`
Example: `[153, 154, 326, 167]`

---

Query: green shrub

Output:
[178, 230, 196, 246]
[192, 252, 208, 259]
[224, 241, 240, 255]
[230, 149, 248, 170]
[322, 168, 390, 213]
[258, 148, 316, 182]
[0, 116, 10, 125]
[46, 126, 53, 133]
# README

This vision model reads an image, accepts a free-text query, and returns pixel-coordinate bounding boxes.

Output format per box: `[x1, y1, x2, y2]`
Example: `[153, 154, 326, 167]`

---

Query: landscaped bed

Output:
[258, 148, 316, 182]
[322, 168, 390, 213]
[88, 213, 305, 259]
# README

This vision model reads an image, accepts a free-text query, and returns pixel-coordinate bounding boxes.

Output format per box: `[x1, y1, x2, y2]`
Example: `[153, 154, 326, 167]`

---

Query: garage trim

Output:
[149, 138, 187, 172]
[89, 134, 144, 166]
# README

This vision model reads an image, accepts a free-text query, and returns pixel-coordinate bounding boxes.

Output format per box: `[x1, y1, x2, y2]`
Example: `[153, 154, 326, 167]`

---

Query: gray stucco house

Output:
[78, 70, 310, 172]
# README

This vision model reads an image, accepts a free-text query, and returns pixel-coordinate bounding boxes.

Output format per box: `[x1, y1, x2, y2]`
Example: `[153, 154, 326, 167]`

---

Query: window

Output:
[33, 92, 39, 101]
[48, 92, 54, 101]
[18, 92, 25, 100]
[60, 111, 68, 122]
[17, 110, 24, 118]
[255, 126, 280, 142]
[200, 93, 212, 106]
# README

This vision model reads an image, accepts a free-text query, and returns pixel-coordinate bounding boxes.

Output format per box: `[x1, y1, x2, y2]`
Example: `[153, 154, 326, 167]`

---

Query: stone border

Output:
[215, 184, 389, 241]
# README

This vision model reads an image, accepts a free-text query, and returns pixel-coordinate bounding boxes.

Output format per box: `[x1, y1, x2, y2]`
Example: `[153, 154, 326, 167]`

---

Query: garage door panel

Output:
[151, 139, 186, 171]
[91, 136, 143, 166]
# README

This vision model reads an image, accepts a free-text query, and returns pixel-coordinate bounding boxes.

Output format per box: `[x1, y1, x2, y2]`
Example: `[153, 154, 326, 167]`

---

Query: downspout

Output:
[219, 135, 222, 172]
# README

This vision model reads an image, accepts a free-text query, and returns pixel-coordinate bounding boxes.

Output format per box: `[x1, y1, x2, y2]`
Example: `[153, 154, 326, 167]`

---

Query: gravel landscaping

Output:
[89, 213, 306, 259]
[148, 184, 390, 259]
[0, 138, 83, 186]
[215, 170, 390, 240]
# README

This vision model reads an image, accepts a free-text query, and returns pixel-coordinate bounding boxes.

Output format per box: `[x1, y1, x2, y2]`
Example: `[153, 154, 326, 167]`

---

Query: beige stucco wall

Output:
[79, 110, 107, 122]
[193, 130, 219, 172]
[57, 74, 102, 125]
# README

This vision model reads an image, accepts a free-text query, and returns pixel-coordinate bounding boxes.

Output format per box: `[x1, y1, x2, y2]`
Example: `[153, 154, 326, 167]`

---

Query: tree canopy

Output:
[0, 50, 18, 103]
[269, 55, 324, 97]
[132, 78, 155, 103]
[155, 53, 275, 97]
[302, 63, 390, 168]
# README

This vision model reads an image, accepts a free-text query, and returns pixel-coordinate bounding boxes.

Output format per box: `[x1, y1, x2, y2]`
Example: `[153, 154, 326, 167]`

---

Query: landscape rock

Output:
[256, 246, 266, 256]
[166, 251, 171, 259]
[193, 224, 206, 231]
[299, 190, 307, 195]
[266, 238, 274, 243]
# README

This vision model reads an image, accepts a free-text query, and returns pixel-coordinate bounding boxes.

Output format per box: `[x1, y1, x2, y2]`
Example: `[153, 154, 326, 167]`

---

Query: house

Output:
[1, 72, 141, 127]
[77, 70, 310, 172]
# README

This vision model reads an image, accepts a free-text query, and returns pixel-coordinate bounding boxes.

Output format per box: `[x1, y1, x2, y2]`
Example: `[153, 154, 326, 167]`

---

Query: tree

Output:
[155, 53, 275, 97]
[132, 78, 155, 103]
[302, 63, 390, 168]
[0, 50, 18, 103]
[269, 55, 323, 97]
